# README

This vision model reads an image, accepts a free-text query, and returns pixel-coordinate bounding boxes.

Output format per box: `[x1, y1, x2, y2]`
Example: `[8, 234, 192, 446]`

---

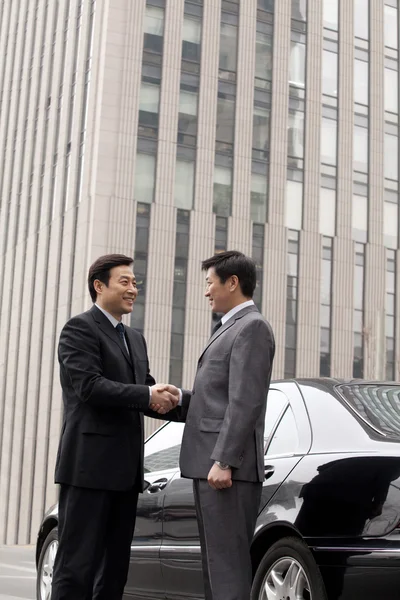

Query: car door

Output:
[160, 384, 310, 600]
[257, 381, 312, 522]
[124, 421, 184, 599]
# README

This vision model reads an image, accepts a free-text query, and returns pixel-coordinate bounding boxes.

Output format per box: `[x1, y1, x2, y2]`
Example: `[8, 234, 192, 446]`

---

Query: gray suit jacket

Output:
[180, 305, 275, 482]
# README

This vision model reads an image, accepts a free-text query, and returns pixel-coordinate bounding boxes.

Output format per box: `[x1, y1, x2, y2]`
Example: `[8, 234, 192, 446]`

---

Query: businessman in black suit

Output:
[51, 254, 179, 600]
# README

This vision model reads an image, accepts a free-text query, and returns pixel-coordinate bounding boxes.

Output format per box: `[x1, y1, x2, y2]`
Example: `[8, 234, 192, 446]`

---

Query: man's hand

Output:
[150, 384, 180, 414]
[207, 463, 232, 490]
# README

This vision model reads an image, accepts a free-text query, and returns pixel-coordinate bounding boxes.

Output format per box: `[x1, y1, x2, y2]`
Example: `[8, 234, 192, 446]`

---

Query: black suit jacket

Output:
[55, 305, 156, 492]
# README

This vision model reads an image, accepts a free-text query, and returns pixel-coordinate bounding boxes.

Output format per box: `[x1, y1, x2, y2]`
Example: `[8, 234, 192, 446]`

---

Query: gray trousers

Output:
[193, 479, 262, 600]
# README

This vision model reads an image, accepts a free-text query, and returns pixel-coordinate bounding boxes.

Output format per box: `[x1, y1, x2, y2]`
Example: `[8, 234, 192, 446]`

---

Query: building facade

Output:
[0, 0, 398, 543]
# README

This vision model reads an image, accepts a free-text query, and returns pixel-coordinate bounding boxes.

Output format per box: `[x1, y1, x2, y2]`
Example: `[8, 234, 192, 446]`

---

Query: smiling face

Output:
[94, 265, 138, 320]
[205, 267, 237, 314]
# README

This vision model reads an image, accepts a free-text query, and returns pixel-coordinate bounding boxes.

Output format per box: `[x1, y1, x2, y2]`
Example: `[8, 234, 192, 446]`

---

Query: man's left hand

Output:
[207, 463, 232, 490]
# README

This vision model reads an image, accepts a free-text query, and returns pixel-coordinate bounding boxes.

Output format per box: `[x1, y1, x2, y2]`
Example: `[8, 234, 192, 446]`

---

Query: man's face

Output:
[95, 265, 138, 319]
[205, 267, 232, 314]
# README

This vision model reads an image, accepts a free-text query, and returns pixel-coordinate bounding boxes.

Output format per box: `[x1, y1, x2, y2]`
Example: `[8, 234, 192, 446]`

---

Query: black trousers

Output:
[51, 483, 139, 600]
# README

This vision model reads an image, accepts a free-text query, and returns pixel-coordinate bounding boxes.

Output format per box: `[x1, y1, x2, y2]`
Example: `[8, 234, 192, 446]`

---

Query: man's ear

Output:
[230, 275, 239, 292]
[93, 279, 103, 295]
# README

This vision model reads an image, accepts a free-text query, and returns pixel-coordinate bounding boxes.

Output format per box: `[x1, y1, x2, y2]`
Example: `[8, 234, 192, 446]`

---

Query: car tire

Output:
[36, 527, 58, 600]
[251, 536, 327, 600]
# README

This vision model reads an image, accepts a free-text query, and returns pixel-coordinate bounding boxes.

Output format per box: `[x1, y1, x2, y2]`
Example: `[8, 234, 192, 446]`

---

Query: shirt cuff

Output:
[148, 386, 152, 406]
[178, 388, 182, 406]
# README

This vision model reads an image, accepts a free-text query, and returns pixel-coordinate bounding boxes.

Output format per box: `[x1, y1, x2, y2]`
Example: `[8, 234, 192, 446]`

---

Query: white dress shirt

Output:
[221, 299, 255, 325]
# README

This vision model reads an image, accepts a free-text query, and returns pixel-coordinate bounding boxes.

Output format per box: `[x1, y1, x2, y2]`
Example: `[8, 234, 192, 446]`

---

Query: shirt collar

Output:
[95, 304, 121, 328]
[221, 300, 255, 325]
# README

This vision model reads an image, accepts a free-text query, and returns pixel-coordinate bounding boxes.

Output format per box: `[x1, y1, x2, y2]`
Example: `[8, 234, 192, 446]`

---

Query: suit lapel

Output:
[90, 306, 132, 369]
[198, 305, 259, 362]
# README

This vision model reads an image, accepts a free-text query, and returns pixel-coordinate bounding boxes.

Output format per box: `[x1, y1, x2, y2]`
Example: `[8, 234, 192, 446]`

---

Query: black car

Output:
[36, 379, 400, 600]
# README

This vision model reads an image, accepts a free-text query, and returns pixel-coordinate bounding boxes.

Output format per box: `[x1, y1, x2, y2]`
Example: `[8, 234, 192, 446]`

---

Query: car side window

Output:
[264, 389, 289, 447]
[266, 405, 300, 457]
[144, 422, 184, 474]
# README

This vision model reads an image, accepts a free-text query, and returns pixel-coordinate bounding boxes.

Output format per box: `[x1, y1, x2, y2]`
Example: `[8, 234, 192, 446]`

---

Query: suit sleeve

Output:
[210, 319, 275, 468]
[59, 316, 150, 411]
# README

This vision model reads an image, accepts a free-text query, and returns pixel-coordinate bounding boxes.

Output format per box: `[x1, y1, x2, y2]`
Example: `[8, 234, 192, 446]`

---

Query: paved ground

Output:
[0, 546, 36, 600]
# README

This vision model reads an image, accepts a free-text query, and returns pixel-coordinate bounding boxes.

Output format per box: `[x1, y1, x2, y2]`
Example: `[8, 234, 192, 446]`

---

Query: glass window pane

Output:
[322, 50, 338, 97]
[385, 6, 398, 49]
[354, 59, 369, 106]
[288, 109, 304, 158]
[384, 202, 398, 249]
[213, 165, 232, 217]
[216, 96, 235, 145]
[144, 6, 164, 36]
[255, 31, 273, 82]
[354, 0, 369, 39]
[182, 16, 201, 61]
[354, 265, 364, 310]
[144, 422, 183, 473]
[219, 23, 238, 72]
[385, 68, 398, 114]
[267, 407, 300, 456]
[285, 180, 303, 230]
[321, 118, 337, 165]
[253, 105, 270, 154]
[291, 0, 307, 21]
[134, 153, 156, 204]
[175, 160, 194, 210]
[385, 133, 399, 181]
[353, 126, 368, 172]
[251, 172, 268, 223]
[352, 194, 368, 241]
[323, 0, 338, 30]
[289, 41, 306, 88]
[320, 187, 336, 237]
[139, 82, 160, 113]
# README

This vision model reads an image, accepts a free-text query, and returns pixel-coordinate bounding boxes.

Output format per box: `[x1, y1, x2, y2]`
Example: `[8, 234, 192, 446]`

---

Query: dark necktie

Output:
[116, 322, 125, 342]
[211, 319, 222, 336]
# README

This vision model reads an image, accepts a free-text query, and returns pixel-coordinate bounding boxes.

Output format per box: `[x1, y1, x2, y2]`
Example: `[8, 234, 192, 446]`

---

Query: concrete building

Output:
[0, 0, 398, 543]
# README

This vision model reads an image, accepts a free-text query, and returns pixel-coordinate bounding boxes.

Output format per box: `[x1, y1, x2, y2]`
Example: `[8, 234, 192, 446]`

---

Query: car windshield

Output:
[337, 383, 400, 439]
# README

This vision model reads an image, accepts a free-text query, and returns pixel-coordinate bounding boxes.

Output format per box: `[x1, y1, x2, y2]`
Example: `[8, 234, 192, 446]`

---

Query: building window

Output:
[169, 210, 190, 386]
[321, 115, 337, 166]
[323, 0, 338, 31]
[385, 65, 398, 115]
[289, 34, 306, 88]
[134, 149, 157, 204]
[320, 237, 333, 376]
[252, 224, 265, 311]
[352, 193, 368, 243]
[255, 21, 273, 87]
[144, 4, 165, 55]
[384, 190, 398, 249]
[285, 178, 303, 230]
[322, 50, 338, 97]
[253, 99, 270, 161]
[384, 131, 399, 182]
[182, 12, 201, 64]
[354, 0, 369, 40]
[384, 5, 398, 50]
[319, 186, 336, 237]
[285, 230, 299, 378]
[131, 203, 151, 333]
[292, 0, 307, 22]
[258, 0, 274, 12]
[219, 19, 238, 77]
[178, 87, 198, 146]
[213, 162, 232, 217]
[175, 158, 194, 209]
[386, 250, 396, 380]
[216, 83, 236, 152]
[353, 243, 365, 378]
[353, 124, 368, 173]
[354, 58, 369, 108]
[288, 103, 305, 162]
[138, 81, 160, 139]
[251, 165, 268, 223]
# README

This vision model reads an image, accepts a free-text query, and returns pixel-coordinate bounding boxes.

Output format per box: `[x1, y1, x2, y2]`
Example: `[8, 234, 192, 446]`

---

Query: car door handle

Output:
[264, 465, 275, 480]
[146, 478, 169, 493]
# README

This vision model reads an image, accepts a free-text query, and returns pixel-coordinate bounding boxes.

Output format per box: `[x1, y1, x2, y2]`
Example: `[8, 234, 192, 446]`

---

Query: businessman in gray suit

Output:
[179, 250, 275, 600]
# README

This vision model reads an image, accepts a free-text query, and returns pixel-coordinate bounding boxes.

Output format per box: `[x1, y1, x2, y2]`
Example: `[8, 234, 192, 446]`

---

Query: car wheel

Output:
[36, 527, 58, 600]
[251, 536, 327, 600]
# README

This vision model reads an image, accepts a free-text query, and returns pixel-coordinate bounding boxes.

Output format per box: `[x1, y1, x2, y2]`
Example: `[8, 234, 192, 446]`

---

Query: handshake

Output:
[150, 383, 180, 415]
